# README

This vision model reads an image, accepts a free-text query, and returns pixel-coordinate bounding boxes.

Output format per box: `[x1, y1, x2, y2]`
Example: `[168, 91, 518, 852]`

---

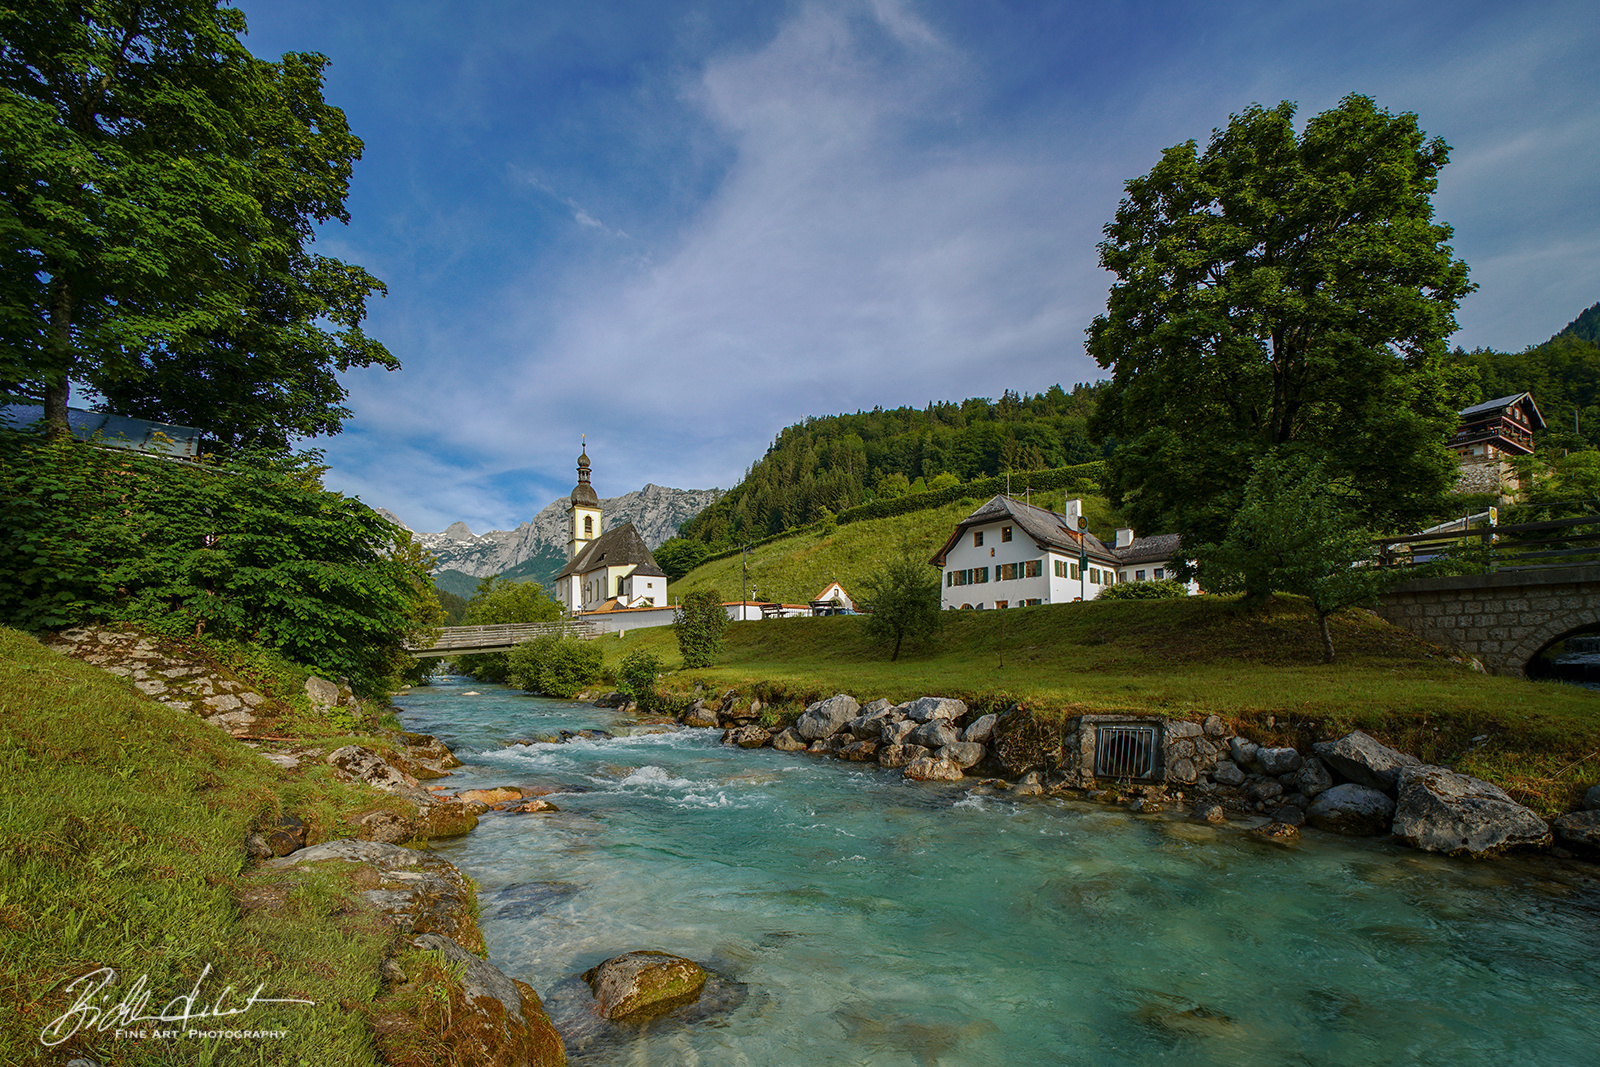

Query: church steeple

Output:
[566, 436, 601, 562]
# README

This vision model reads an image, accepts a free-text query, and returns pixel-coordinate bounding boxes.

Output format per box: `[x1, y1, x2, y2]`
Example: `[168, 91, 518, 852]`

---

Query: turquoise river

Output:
[395, 675, 1600, 1066]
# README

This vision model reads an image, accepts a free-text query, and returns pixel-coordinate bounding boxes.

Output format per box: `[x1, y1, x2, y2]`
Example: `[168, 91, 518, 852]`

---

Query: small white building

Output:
[554, 448, 669, 614]
[930, 496, 1188, 609]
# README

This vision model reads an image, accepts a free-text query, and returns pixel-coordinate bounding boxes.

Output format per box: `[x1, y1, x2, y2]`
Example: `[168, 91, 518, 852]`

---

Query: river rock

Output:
[266, 840, 484, 950]
[725, 724, 771, 749]
[1306, 783, 1395, 836]
[1211, 760, 1246, 786]
[904, 756, 966, 782]
[1270, 804, 1306, 826]
[877, 744, 929, 769]
[858, 698, 893, 718]
[903, 696, 967, 724]
[990, 706, 1067, 777]
[682, 702, 719, 728]
[1391, 766, 1550, 855]
[908, 720, 960, 750]
[457, 786, 524, 806]
[1246, 779, 1283, 802]
[1193, 800, 1226, 824]
[1250, 820, 1300, 844]
[937, 742, 986, 770]
[583, 951, 707, 1021]
[1202, 714, 1227, 738]
[846, 706, 896, 739]
[1295, 757, 1334, 799]
[326, 746, 431, 802]
[881, 719, 917, 746]
[1553, 810, 1600, 846]
[508, 798, 561, 813]
[771, 728, 807, 752]
[1584, 784, 1600, 811]
[1167, 758, 1198, 785]
[1312, 731, 1421, 793]
[1257, 746, 1303, 776]
[1229, 737, 1259, 769]
[962, 713, 997, 745]
[796, 694, 860, 740]
[408, 933, 565, 1067]
[266, 814, 306, 856]
[305, 674, 341, 713]
[841, 740, 880, 762]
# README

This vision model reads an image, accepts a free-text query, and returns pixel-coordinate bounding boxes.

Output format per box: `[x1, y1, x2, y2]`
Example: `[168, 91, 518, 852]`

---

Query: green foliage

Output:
[615, 649, 665, 712]
[435, 586, 469, 625]
[929, 471, 961, 491]
[0, 435, 432, 692]
[859, 554, 942, 660]
[1088, 95, 1475, 551]
[654, 536, 712, 582]
[453, 574, 562, 682]
[0, 2, 394, 448]
[1096, 579, 1188, 601]
[678, 385, 1107, 548]
[1556, 300, 1600, 346]
[674, 589, 729, 669]
[1194, 457, 1395, 662]
[505, 634, 605, 698]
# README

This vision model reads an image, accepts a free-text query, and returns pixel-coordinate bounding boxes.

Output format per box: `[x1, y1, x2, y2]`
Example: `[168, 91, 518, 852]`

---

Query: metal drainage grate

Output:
[1095, 723, 1158, 779]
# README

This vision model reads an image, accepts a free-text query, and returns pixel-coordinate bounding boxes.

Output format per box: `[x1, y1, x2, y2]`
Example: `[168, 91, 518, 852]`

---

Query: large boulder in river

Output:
[908, 720, 960, 750]
[904, 755, 965, 782]
[582, 951, 707, 1021]
[1553, 810, 1600, 847]
[771, 728, 807, 752]
[902, 696, 967, 724]
[1312, 731, 1421, 793]
[724, 724, 771, 749]
[878, 744, 930, 769]
[963, 714, 997, 745]
[795, 694, 859, 740]
[326, 745, 428, 800]
[1305, 784, 1395, 836]
[1391, 766, 1550, 855]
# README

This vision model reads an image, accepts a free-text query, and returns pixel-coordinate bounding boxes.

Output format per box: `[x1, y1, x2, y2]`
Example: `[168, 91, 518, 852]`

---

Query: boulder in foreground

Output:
[1391, 766, 1550, 855]
[582, 951, 708, 1021]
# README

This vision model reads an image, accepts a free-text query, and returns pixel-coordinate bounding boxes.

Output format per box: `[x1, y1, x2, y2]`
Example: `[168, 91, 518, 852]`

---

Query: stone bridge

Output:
[1373, 564, 1600, 675]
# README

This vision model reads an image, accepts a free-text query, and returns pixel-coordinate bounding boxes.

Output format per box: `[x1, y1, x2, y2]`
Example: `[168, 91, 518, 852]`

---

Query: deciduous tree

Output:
[860, 555, 941, 661]
[674, 589, 728, 669]
[1087, 95, 1476, 550]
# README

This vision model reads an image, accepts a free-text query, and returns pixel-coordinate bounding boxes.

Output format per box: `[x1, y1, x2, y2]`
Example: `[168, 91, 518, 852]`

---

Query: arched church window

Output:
[584, 516, 593, 537]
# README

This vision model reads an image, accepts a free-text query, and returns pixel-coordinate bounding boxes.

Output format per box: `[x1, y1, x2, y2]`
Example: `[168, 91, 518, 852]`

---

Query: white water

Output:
[396, 677, 1600, 1066]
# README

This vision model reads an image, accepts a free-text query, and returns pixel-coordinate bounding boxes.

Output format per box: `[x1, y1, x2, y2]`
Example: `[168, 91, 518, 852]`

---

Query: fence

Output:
[1375, 514, 1600, 573]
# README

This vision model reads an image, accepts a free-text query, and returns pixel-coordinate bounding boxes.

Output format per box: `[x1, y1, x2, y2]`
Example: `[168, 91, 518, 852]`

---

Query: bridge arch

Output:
[1509, 614, 1600, 677]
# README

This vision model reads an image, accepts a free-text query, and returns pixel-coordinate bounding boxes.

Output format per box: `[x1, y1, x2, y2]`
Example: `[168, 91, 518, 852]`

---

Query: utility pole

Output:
[742, 545, 750, 620]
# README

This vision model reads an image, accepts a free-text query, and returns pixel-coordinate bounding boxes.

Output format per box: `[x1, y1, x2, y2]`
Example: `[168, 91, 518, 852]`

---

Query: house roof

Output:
[930, 495, 1120, 567]
[1458, 392, 1546, 431]
[1, 404, 202, 457]
[555, 522, 666, 580]
[1114, 532, 1182, 565]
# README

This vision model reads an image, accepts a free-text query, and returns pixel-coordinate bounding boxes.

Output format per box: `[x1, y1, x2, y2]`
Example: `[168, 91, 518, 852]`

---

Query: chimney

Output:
[1062, 498, 1082, 525]
[1116, 527, 1135, 549]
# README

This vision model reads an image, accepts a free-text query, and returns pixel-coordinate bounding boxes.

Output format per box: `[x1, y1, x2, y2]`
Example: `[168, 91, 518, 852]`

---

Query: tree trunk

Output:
[1318, 611, 1335, 664]
[44, 274, 73, 441]
[891, 631, 902, 661]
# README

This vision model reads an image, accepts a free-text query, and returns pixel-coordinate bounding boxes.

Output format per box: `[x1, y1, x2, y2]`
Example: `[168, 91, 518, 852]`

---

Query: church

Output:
[554, 447, 669, 614]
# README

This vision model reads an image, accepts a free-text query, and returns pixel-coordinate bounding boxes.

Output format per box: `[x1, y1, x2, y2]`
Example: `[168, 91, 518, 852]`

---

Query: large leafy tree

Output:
[1087, 95, 1476, 550]
[0, 1, 393, 449]
[859, 554, 942, 661]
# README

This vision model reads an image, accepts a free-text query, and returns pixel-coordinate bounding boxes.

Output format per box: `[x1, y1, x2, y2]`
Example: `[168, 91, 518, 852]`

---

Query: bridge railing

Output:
[1375, 514, 1600, 573]
[405, 620, 601, 655]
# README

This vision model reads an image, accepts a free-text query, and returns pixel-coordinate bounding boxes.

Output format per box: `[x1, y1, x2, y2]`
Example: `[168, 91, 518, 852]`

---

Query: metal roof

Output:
[1, 404, 202, 457]
[1457, 392, 1546, 431]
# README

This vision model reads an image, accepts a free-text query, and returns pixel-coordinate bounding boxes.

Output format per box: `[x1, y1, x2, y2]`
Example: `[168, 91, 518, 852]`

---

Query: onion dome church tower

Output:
[566, 441, 602, 562]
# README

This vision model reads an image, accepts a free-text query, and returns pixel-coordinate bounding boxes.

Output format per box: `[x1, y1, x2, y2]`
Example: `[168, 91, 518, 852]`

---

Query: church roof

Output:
[556, 522, 666, 580]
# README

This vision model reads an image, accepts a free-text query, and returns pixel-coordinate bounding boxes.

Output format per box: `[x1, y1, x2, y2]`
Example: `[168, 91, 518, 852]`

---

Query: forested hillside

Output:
[678, 384, 1105, 549]
[1556, 301, 1600, 346]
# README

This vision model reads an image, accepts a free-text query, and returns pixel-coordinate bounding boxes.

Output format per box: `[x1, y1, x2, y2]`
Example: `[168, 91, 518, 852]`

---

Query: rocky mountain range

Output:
[380, 483, 723, 596]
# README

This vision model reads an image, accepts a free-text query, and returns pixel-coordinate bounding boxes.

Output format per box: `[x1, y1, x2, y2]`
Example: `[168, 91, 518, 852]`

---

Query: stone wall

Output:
[1373, 565, 1600, 675]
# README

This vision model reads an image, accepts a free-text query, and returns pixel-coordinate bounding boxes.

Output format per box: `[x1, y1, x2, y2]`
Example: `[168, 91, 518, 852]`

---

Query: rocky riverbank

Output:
[656, 687, 1599, 861]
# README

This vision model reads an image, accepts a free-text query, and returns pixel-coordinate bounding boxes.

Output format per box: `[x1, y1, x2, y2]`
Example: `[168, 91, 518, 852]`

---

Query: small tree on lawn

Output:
[674, 589, 728, 669]
[860, 555, 942, 661]
[615, 649, 664, 712]
[1195, 455, 1394, 663]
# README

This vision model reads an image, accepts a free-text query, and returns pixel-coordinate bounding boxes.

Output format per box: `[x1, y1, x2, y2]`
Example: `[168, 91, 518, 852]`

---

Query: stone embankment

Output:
[47, 624, 567, 1067]
[674, 688, 1584, 860]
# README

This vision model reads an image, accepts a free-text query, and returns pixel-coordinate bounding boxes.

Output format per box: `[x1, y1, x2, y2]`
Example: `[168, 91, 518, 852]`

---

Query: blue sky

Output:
[238, 0, 1600, 533]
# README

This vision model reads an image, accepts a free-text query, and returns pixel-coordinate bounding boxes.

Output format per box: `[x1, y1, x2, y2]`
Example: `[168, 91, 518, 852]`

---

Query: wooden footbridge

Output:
[405, 621, 600, 658]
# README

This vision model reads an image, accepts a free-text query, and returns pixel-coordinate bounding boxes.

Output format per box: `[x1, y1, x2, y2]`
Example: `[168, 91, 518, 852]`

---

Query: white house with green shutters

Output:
[929, 495, 1187, 609]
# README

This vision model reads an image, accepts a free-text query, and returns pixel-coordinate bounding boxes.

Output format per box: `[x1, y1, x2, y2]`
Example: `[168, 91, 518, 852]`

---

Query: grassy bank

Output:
[666, 493, 1123, 605]
[0, 627, 468, 1065]
[606, 596, 1600, 817]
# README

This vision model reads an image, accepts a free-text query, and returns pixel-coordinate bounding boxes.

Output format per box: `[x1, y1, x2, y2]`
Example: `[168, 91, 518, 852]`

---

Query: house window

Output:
[584, 515, 593, 536]
[1136, 570, 1146, 581]
[1154, 568, 1165, 580]
[1001, 526, 1013, 542]
[1089, 568, 1100, 584]
[994, 600, 1009, 609]
[998, 563, 1017, 581]
[946, 572, 953, 587]
[1024, 560, 1042, 578]
[1054, 560, 1066, 578]
[616, 576, 625, 597]
[973, 531, 984, 547]
[1071, 564, 1081, 580]
[1026, 598, 1041, 606]
[975, 567, 989, 583]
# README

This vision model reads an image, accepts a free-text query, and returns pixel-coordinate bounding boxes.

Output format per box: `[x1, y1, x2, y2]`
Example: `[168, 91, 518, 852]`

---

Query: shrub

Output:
[506, 635, 604, 698]
[674, 589, 728, 668]
[1096, 579, 1189, 601]
[615, 649, 664, 712]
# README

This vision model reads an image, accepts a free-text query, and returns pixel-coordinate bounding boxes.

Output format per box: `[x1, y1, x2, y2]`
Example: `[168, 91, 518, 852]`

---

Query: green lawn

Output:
[666, 493, 1125, 606]
[606, 595, 1600, 816]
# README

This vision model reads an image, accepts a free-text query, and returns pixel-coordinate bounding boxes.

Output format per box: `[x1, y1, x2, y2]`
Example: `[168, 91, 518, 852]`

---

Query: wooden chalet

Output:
[1450, 393, 1545, 461]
